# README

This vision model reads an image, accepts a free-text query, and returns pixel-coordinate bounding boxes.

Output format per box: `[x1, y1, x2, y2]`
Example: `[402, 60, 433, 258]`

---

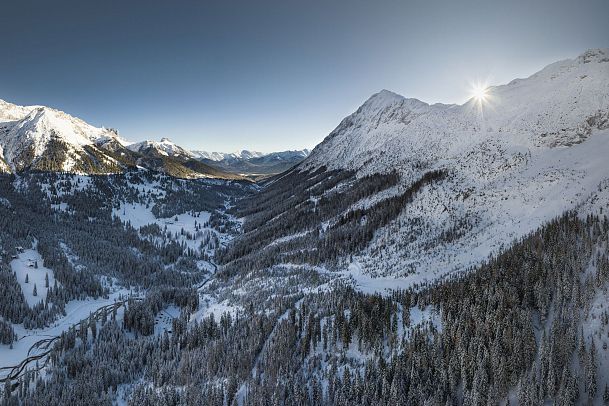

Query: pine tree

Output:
[25, 274, 29, 283]
[4, 379, 11, 399]
[33, 284, 37, 297]
[45, 273, 49, 288]
[587, 339, 598, 400]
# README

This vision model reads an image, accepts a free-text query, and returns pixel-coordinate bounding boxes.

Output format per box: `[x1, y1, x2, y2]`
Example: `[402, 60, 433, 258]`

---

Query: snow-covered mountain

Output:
[0, 100, 239, 179]
[0, 101, 127, 173]
[191, 150, 267, 162]
[127, 137, 194, 160]
[0, 95, 305, 180]
[256, 48, 609, 286]
[251, 149, 310, 164]
[305, 49, 609, 172]
[194, 149, 310, 177]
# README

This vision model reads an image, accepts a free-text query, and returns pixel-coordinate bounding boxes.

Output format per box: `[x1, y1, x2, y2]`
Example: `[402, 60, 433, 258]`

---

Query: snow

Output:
[10, 247, 57, 307]
[127, 137, 193, 159]
[51, 202, 69, 212]
[153, 305, 181, 336]
[292, 48, 609, 288]
[190, 150, 267, 162]
[190, 149, 310, 163]
[113, 202, 218, 252]
[114, 202, 159, 229]
[409, 305, 442, 334]
[266, 231, 310, 248]
[342, 261, 418, 294]
[0, 288, 131, 377]
[0, 103, 124, 172]
[190, 295, 241, 324]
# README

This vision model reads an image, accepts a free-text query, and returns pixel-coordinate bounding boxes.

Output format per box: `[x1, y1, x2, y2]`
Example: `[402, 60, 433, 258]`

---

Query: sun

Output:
[470, 83, 489, 103]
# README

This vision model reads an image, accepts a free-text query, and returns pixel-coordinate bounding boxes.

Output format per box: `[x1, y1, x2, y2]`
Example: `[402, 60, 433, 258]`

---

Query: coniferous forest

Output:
[0, 167, 608, 405]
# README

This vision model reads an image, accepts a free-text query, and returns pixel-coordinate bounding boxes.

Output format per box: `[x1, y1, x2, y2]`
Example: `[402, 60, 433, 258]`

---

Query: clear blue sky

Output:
[1, 0, 607, 152]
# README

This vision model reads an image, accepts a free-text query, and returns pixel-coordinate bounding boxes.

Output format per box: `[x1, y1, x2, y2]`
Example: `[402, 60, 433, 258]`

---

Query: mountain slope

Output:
[226, 48, 609, 288]
[0, 101, 240, 179]
[0, 105, 125, 173]
[305, 48, 609, 172]
[127, 137, 194, 159]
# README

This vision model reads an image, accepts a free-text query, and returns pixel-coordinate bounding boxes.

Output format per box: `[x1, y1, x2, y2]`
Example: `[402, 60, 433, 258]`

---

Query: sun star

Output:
[470, 82, 489, 104]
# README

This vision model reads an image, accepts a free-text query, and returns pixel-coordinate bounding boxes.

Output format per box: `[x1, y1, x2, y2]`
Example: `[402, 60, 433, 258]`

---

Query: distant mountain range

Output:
[192, 149, 310, 178]
[0, 100, 308, 179]
[190, 150, 267, 161]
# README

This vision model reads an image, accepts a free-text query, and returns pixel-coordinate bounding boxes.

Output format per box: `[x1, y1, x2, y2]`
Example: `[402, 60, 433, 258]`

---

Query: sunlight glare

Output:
[470, 82, 489, 104]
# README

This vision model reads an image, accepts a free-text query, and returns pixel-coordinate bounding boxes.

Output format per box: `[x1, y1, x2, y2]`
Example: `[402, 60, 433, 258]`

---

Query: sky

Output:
[0, 0, 607, 153]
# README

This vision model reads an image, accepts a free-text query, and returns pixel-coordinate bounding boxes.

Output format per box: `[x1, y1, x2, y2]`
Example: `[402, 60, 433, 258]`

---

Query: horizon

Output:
[1, 0, 607, 153]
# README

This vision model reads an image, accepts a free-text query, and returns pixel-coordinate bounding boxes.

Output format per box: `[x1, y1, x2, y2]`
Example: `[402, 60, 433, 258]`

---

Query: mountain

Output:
[0, 102, 126, 174]
[0, 97, 306, 179]
[0, 100, 240, 179]
[305, 49, 609, 172]
[127, 137, 194, 160]
[124, 137, 244, 179]
[191, 150, 267, 162]
[250, 149, 310, 164]
[195, 149, 311, 178]
[224, 48, 609, 286]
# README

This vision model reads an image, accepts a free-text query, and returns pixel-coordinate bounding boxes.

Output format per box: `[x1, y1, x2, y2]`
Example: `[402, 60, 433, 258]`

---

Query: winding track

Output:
[0, 297, 142, 385]
[0, 262, 218, 387]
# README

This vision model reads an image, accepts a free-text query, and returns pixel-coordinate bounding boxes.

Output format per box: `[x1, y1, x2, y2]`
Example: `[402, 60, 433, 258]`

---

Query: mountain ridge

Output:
[0, 101, 241, 179]
[304, 48, 609, 173]
[0, 98, 310, 179]
[229, 48, 609, 286]
[195, 149, 311, 178]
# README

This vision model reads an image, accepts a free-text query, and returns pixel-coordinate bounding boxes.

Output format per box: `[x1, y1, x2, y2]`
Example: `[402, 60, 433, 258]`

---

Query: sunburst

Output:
[470, 82, 489, 104]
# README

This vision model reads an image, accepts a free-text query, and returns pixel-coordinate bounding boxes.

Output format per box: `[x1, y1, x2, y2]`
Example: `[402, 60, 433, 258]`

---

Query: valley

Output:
[0, 49, 608, 405]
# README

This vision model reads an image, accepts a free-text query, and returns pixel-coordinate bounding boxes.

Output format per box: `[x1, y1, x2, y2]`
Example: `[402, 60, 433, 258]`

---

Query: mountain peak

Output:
[365, 89, 403, 106]
[127, 138, 193, 159]
[361, 89, 429, 115]
[305, 48, 609, 173]
[369, 89, 404, 102]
